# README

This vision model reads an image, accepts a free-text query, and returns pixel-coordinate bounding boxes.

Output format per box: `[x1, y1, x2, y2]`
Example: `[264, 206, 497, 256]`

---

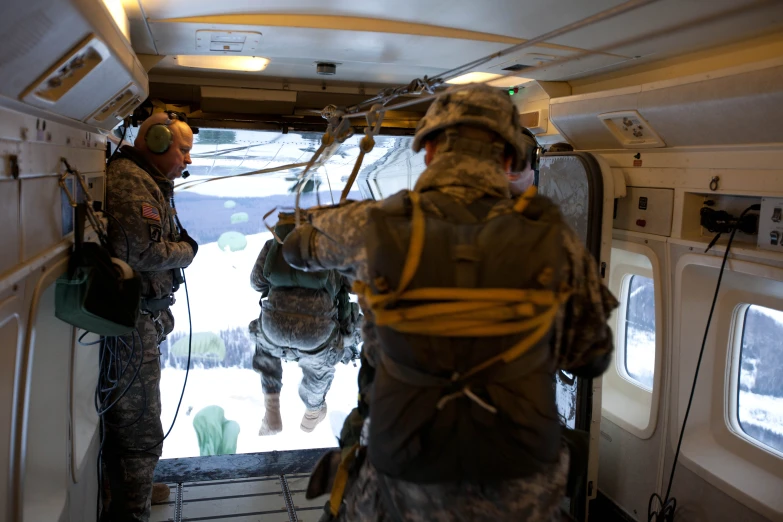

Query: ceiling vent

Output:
[502, 63, 532, 72]
[316, 62, 337, 75]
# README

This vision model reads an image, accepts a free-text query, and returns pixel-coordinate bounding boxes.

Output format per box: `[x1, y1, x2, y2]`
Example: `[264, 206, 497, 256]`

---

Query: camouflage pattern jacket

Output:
[287, 152, 618, 375]
[283, 152, 618, 519]
[251, 238, 354, 352]
[106, 146, 195, 300]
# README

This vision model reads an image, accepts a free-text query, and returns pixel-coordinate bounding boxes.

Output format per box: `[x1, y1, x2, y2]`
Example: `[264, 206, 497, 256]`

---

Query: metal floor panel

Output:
[183, 477, 283, 501]
[151, 473, 329, 522]
[150, 502, 176, 522]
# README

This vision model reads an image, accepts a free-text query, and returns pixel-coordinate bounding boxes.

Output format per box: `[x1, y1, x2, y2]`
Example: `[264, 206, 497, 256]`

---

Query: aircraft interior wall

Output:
[1, 1, 783, 519]
[0, 104, 105, 522]
[592, 147, 783, 522]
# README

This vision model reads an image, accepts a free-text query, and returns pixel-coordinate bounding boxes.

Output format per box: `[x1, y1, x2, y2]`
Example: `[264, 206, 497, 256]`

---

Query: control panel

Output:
[758, 197, 783, 252]
[614, 187, 674, 237]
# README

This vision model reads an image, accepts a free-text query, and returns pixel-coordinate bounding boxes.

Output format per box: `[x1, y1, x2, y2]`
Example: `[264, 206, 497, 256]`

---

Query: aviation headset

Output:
[144, 111, 188, 154]
[521, 127, 540, 171]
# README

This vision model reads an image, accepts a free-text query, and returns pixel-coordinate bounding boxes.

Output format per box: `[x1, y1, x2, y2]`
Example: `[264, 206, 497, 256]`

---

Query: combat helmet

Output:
[412, 83, 536, 170]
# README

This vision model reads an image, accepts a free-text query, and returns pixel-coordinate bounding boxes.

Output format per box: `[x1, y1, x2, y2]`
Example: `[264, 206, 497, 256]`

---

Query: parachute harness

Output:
[324, 187, 571, 520]
[352, 185, 572, 412]
[328, 443, 362, 517]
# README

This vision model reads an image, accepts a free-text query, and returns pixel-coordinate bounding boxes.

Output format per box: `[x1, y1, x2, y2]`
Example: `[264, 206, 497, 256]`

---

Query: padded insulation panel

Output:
[538, 152, 605, 520]
[550, 64, 783, 150]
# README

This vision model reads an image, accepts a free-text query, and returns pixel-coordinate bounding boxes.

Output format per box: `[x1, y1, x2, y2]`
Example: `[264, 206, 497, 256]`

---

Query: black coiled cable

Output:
[648, 204, 760, 522]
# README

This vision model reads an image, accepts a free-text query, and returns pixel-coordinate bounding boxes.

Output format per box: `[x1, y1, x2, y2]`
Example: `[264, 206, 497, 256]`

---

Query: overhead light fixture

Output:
[445, 72, 533, 88]
[102, 0, 130, 42]
[176, 55, 270, 72]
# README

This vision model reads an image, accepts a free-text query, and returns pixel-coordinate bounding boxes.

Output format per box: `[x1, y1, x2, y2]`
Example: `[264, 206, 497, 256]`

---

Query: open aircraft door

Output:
[537, 151, 623, 521]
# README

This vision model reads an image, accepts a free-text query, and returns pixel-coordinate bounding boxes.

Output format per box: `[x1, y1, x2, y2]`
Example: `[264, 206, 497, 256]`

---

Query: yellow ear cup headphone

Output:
[145, 112, 189, 154]
[145, 117, 174, 154]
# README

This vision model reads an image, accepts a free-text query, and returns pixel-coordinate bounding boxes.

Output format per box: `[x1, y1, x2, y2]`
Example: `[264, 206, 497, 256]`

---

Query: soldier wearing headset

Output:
[506, 128, 540, 196]
[102, 111, 198, 522]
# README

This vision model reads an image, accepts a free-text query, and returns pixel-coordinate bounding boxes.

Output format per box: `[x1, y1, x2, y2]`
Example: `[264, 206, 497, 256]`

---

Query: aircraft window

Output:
[157, 128, 416, 459]
[622, 274, 655, 390]
[736, 305, 783, 455]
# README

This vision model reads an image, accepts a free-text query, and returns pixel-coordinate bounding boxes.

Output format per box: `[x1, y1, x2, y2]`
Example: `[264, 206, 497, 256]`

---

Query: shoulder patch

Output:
[142, 203, 161, 222]
[149, 224, 162, 242]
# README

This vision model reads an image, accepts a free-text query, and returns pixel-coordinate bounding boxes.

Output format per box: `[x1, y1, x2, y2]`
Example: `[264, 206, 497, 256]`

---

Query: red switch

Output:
[636, 219, 646, 227]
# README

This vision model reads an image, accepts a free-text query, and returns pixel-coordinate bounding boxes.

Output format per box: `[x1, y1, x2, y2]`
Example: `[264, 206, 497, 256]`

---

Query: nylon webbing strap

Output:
[328, 443, 360, 517]
[379, 342, 550, 388]
[421, 191, 481, 224]
[141, 295, 173, 313]
[339, 105, 385, 203]
[353, 184, 570, 381]
[440, 130, 506, 164]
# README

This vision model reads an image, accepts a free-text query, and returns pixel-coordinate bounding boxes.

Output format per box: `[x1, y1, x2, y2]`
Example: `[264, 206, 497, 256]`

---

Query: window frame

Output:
[727, 302, 783, 458]
[672, 252, 783, 520]
[616, 273, 656, 392]
[601, 239, 662, 440]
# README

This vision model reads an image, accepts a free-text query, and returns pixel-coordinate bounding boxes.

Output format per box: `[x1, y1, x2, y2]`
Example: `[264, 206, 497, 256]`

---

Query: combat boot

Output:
[301, 403, 327, 432]
[259, 393, 283, 436]
[151, 483, 170, 503]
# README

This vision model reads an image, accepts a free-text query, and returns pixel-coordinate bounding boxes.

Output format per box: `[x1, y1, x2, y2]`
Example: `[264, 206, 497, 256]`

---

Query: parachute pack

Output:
[356, 186, 573, 482]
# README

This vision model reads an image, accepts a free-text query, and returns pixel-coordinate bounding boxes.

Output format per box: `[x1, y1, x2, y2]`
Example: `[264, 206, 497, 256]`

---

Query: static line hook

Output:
[709, 176, 719, 191]
[366, 104, 385, 135]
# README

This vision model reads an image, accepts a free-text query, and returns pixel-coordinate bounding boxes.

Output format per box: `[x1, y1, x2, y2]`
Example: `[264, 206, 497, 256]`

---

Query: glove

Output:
[179, 228, 199, 256]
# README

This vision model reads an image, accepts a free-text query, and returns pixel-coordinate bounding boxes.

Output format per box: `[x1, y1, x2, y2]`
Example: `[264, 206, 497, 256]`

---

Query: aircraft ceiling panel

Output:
[147, 22, 513, 67]
[554, 0, 783, 67]
[131, 0, 783, 86]
[136, 0, 625, 41]
[610, 2, 783, 61]
[145, 21, 630, 83]
[151, 56, 447, 85]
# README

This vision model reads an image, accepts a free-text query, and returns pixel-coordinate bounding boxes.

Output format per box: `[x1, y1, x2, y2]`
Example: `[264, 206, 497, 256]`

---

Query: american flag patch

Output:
[141, 203, 161, 222]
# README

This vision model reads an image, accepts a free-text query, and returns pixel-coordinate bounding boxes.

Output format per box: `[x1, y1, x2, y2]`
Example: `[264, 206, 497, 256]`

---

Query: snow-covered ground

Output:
[738, 391, 783, 450]
[160, 229, 360, 459]
[556, 377, 577, 429]
[159, 364, 360, 459]
[626, 327, 655, 389]
[169, 231, 273, 336]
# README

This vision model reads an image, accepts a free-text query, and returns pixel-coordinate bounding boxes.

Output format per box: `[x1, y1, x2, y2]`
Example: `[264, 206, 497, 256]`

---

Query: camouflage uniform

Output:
[103, 146, 196, 522]
[282, 84, 618, 521]
[249, 239, 361, 411]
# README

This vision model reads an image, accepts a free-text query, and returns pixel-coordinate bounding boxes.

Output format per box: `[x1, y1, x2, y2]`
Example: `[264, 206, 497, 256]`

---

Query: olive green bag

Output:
[55, 203, 141, 336]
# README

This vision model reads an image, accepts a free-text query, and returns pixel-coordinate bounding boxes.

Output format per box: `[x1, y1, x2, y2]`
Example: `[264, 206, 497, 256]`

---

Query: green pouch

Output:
[54, 204, 141, 336]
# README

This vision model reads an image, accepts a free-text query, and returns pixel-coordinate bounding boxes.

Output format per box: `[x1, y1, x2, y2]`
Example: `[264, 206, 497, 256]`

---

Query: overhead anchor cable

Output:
[294, 114, 354, 227]
[340, 104, 385, 203]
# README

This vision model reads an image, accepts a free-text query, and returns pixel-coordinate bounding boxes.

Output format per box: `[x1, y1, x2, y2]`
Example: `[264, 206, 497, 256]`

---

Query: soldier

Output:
[547, 142, 574, 153]
[507, 127, 539, 196]
[103, 111, 199, 522]
[281, 83, 618, 521]
[249, 211, 362, 435]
